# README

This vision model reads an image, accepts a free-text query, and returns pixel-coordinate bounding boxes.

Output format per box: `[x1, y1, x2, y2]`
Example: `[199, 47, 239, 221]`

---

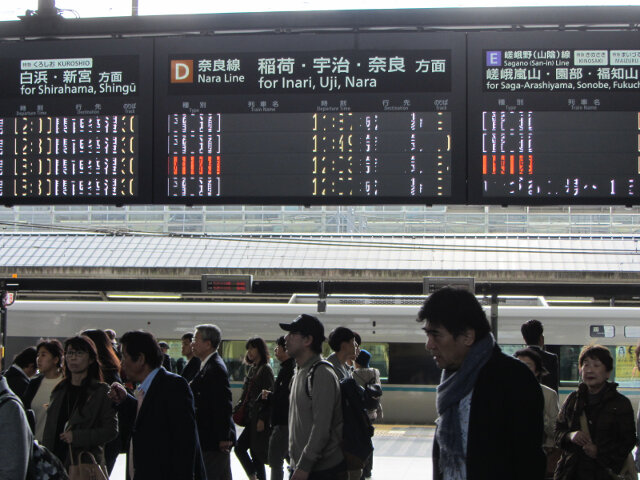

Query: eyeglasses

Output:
[65, 350, 88, 358]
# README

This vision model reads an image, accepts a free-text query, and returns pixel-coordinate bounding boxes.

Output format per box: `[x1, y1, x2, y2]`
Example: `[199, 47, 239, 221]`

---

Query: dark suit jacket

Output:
[119, 367, 205, 480]
[189, 352, 236, 452]
[181, 357, 201, 383]
[22, 374, 44, 410]
[3, 365, 30, 403]
[162, 353, 173, 372]
[528, 345, 560, 392]
[433, 345, 546, 480]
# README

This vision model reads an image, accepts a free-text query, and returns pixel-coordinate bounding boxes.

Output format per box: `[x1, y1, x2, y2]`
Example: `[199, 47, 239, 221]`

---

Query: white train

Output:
[4, 295, 640, 423]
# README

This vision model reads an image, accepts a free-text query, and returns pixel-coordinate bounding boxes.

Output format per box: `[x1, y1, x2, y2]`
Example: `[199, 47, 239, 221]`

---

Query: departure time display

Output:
[0, 38, 153, 204]
[154, 33, 466, 204]
[468, 31, 640, 204]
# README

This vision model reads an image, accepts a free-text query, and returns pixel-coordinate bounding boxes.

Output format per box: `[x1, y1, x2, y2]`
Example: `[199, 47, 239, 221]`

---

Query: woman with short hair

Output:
[554, 345, 636, 480]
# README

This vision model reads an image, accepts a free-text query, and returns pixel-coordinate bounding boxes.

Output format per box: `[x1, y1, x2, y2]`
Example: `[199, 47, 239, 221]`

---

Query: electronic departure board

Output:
[468, 31, 640, 205]
[0, 38, 153, 204]
[153, 33, 466, 204]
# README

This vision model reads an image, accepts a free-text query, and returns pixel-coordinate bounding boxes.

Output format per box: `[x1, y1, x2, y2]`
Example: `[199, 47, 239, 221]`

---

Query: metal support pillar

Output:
[490, 293, 499, 340]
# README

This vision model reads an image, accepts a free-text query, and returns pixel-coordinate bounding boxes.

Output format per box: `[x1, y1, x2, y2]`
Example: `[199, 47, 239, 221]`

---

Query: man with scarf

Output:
[418, 287, 546, 480]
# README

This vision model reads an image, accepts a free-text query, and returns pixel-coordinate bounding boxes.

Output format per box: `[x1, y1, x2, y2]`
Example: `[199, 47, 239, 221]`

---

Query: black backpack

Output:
[0, 393, 69, 480]
[305, 361, 377, 468]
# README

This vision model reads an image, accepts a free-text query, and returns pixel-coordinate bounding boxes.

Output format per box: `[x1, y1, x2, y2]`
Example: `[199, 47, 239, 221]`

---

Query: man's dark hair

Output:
[276, 335, 286, 347]
[328, 326, 356, 352]
[579, 344, 613, 372]
[120, 331, 163, 369]
[417, 287, 491, 341]
[521, 319, 544, 345]
[181, 332, 194, 342]
[13, 346, 37, 369]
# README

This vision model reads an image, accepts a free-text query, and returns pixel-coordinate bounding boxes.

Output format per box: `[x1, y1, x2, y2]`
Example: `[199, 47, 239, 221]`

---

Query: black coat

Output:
[162, 353, 174, 372]
[529, 345, 560, 392]
[233, 363, 274, 462]
[269, 357, 295, 427]
[3, 365, 30, 402]
[118, 367, 205, 480]
[554, 382, 636, 480]
[181, 357, 201, 383]
[433, 345, 546, 480]
[189, 352, 236, 452]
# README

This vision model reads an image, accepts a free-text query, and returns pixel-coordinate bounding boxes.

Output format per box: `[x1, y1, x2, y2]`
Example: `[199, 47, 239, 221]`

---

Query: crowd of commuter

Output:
[1, 286, 640, 480]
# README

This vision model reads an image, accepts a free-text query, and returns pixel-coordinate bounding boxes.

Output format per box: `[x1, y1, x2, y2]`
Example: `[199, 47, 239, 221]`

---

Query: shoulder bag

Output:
[579, 411, 638, 480]
[67, 447, 108, 480]
[233, 365, 262, 427]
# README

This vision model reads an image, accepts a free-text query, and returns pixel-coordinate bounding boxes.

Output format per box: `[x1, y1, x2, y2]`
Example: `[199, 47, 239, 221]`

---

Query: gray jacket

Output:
[0, 375, 33, 480]
[42, 379, 118, 466]
[288, 354, 343, 473]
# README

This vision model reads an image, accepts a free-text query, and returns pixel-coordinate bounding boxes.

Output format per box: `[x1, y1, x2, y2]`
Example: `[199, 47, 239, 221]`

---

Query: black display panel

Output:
[153, 33, 466, 204]
[468, 31, 640, 205]
[0, 38, 153, 204]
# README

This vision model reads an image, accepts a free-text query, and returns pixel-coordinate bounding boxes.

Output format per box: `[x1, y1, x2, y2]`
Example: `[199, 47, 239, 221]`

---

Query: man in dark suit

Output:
[3, 346, 37, 402]
[109, 330, 205, 480]
[179, 332, 201, 382]
[190, 324, 236, 480]
[521, 319, 560, 392]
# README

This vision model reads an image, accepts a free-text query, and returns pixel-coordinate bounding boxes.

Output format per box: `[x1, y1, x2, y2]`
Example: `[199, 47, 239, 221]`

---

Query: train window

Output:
[223, 340, 390, 382]
[589, 325, 615, 338]
[558, 345, 582, 384]
[320, 343, 389, 382]
[220, 340, 279, 381]
[388, 343, 441, 385]
[557, 344, 637, 386]
[359, 343, 389, 383]
[499, 344, 526, 358]
[624, 326, 640, 338]
[613, 345, 638, 387]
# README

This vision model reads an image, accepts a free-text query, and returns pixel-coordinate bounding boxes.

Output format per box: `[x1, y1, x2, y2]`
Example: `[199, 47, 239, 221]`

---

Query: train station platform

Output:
[110, 424, 434, 479]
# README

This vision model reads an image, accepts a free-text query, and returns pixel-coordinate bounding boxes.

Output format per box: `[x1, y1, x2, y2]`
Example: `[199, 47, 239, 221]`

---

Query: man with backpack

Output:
[280, 314, 347, 480]
[0, 372, 33, 479]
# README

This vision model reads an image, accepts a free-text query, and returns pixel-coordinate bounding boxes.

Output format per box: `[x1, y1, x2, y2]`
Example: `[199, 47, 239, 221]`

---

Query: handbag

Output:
[579, 412, 638, 480]
[233, 403, 248, 427]
[67, 448, 108, 480]
[233, 365, 262, 427]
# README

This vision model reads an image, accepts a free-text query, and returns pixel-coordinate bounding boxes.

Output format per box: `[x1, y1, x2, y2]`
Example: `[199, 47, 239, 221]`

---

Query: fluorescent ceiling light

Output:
[546, 297, 595, 303]
[106, 292, 182, 299]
